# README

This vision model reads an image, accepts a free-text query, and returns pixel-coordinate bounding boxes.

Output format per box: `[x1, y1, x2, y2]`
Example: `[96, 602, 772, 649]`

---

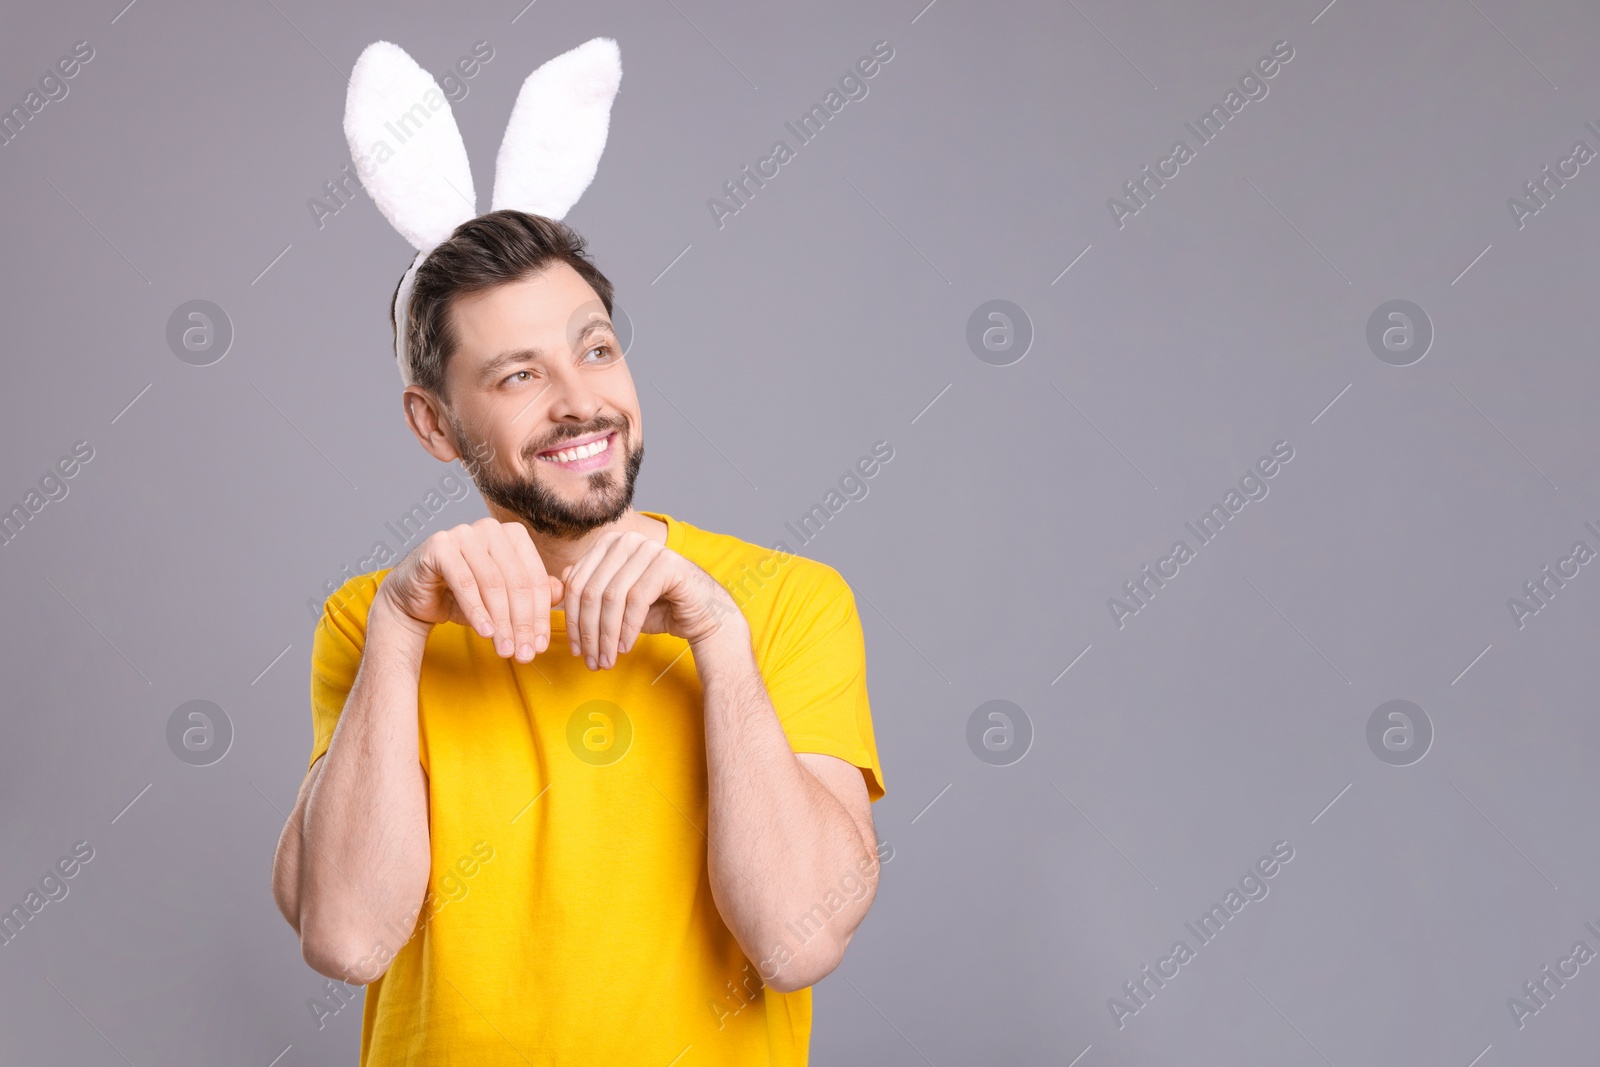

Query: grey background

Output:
[1, 0, 1597, 1063]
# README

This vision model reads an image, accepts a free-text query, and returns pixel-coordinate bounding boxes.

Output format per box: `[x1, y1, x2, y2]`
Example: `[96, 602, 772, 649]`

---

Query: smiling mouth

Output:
[535, 431, 616, 471]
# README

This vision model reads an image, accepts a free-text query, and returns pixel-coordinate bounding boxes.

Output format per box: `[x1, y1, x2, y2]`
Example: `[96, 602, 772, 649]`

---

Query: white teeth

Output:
[541, 435, 610, 464]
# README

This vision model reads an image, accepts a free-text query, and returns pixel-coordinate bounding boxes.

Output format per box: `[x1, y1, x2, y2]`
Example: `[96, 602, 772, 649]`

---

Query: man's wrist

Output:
[688, 615, 754, 678]
[366, 592, 433, 665]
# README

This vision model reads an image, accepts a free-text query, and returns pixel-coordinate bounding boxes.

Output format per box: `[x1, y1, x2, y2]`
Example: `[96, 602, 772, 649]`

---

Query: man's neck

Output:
[488, 506, 667, 589]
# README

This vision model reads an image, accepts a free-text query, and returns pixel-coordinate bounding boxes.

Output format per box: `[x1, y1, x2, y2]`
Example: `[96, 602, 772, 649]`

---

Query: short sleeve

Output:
[307, 573, 381, 771]
[762, 567, 886, 802]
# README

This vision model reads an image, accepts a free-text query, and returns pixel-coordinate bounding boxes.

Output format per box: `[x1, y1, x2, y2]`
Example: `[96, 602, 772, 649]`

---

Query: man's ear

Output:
[402, 386, 461, 463]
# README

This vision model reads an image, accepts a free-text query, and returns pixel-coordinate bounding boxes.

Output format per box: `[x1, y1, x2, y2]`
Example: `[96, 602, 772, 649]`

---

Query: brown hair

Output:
[392, 209, 615, 398]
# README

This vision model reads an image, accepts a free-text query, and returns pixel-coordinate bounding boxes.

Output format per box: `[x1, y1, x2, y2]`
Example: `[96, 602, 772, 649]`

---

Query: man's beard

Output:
[451, 413, 644, 540]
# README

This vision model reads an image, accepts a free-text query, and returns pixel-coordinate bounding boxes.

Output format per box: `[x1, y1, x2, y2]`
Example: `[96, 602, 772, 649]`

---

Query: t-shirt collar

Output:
[636, 510, 684, 555]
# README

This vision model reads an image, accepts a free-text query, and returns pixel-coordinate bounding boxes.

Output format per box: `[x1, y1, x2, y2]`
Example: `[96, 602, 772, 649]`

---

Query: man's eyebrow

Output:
[477, 319, 615, 385]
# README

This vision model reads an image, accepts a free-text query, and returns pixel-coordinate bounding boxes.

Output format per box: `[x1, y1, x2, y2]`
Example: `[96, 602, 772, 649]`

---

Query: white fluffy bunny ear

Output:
[344, 40, 478, 251]
[491, 37, 622, 219]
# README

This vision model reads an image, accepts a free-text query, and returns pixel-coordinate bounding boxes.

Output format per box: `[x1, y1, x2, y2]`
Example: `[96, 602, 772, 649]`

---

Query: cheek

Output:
[603, 368, 641, 423]
[476, 408, 534, 465]
[475, 431, 513, 469]
[607, 396, 641, 446]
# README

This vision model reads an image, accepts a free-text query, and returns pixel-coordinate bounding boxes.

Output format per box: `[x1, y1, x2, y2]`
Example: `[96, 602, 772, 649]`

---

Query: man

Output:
[270, 209, 888, 1065]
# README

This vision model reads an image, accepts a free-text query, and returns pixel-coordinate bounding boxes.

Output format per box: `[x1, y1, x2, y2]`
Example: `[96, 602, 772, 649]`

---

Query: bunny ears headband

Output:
[343, 37, 623, 385]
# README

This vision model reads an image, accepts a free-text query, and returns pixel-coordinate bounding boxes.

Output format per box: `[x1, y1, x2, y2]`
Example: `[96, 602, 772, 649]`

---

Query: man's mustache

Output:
[449, 414, 630, 473]
[526, 419, 627, 460]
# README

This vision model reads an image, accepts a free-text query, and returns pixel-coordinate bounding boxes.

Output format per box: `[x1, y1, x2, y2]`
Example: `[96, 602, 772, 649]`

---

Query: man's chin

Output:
[465, 438, 643, 540]
[532, 495, 630, 540]
[495, 488, 624, 539]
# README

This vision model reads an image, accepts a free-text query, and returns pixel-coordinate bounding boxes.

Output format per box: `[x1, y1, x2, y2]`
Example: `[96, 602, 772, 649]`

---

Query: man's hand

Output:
[557, 530, 744, 669]
[376, 518, 564, 663]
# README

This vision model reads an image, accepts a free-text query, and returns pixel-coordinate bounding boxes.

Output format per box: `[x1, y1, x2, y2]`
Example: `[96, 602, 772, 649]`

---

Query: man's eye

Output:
[584, 344, 616, 363]
[505, 369, 534, 384]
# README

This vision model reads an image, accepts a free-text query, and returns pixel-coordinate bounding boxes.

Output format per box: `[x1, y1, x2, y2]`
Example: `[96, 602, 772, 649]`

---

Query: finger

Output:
[615, 548, 671, 659]
[561, 533, 618, 659]
[458, 522, 514, 657]
[483, 521, 538, 661]
[557, 565, 574, 654]
[575, 535, 641, 669]
[592, 537, 659, 669]
[503, 524, 554, 656]
[427, 536, 493, 638]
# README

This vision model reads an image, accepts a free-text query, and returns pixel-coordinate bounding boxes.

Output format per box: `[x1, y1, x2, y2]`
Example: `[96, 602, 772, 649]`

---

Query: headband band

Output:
[392, 248, 427, 387]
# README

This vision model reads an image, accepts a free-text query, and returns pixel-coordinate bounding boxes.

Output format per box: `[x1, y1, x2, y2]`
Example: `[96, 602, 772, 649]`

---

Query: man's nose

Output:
[542, 360, 603, 422]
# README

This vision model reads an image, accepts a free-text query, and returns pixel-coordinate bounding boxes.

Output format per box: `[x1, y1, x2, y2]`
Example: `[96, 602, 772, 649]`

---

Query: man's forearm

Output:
[693, 624, 876, 991]
[295, 598, 433, 983]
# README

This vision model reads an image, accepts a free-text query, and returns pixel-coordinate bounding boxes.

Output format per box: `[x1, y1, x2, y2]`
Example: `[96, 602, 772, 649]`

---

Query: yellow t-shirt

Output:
[307, 510, 886, 1065]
